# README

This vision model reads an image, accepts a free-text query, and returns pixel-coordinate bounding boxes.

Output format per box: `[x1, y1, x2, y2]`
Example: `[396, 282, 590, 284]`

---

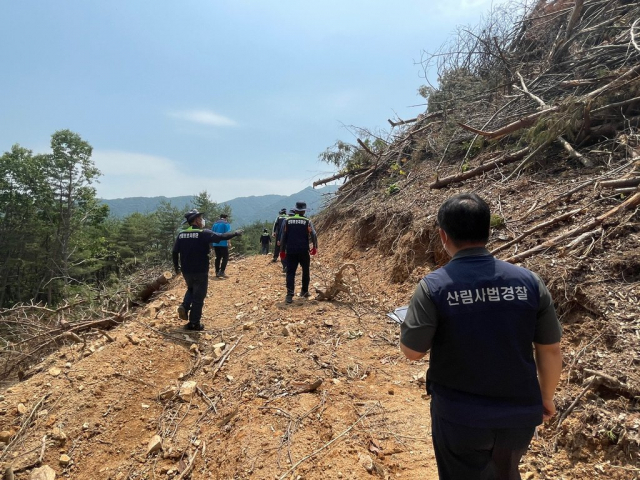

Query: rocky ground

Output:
[0, 216, 637, 479]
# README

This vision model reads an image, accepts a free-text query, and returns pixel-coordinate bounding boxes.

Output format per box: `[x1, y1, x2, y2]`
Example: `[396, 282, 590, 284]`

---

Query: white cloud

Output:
[168, 109, 238, 127]
[92, 149, 308, 201]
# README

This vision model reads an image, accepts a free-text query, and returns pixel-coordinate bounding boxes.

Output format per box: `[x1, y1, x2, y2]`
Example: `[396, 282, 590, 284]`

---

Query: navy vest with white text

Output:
[284, 215, 311, 254]
[424, 254, 541, 403]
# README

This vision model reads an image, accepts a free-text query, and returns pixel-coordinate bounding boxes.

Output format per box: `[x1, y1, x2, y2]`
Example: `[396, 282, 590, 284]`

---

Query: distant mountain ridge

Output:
[100, 185, 338, 227]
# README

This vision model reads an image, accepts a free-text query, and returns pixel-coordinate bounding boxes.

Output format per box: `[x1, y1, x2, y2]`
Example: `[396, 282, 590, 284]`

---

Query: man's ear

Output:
[438, 228, 448, 245]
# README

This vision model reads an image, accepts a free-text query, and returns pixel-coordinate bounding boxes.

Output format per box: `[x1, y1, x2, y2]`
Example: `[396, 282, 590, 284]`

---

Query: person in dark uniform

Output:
[173, 209, 243, 331]
[212, 213, 232, 278]
[259, 228, 271, 255]
[279, 201, 318, 304]
[400, 193, 562, 480]
[271, 208, 288, 266]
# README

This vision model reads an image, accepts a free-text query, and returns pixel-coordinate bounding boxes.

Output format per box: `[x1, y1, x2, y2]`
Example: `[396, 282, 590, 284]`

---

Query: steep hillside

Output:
[313, 0, 640, 476]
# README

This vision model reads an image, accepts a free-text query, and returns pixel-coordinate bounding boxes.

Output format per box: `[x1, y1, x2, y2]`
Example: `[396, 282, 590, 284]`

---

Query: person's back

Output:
[400, 193, 562, 480]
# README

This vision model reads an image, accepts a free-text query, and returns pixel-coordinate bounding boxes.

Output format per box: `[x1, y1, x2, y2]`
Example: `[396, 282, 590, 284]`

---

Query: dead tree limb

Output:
[631, 18, 640, 53]
[313, 170, 348, 188]
[138, 271, 172, 302]
[586, 65, 640, 100]
[458, 109, 556, 139]
[491, 209, 582, 255]
[430, 148, 529, 189]
[388, 117, 418, 127]
[506, 191, 640, 263]
[599, 177, 640, 189]
[516, 71, 592, 167]
[315, 264, 361, 301]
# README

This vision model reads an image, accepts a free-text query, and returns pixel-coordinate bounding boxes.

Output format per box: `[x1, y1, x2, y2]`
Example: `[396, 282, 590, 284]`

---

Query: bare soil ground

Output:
[0, 254, 441, 480]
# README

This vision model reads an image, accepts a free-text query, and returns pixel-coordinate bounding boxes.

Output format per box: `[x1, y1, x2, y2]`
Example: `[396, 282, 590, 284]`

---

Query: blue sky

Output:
[1, 0, 495, 201]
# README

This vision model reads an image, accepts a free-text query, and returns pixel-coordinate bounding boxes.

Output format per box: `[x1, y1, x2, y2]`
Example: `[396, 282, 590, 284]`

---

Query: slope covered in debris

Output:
[314, 0, 640, 476]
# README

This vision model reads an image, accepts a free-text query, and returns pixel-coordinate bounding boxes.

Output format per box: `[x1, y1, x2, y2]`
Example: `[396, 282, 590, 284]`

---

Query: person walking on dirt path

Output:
[260, 228, 271, 255]
[212, 213, 232, 278]
[173, 209, 243, 331]
[279, 201, 318, 304]
[400, 193, 562, 480]
[271, 208, 288, 265]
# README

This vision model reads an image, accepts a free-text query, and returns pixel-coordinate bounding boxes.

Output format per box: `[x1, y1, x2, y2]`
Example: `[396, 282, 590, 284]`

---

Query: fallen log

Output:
[313, 170, 348, 188]
[457, 109, 556, 139]
[138, 271, 172, 302]
[506, 191, 640, 263]
[316, 264, 361, 301]
[491, 208, 582, 255]
[599, 177, 640, 189]
[430, 148, 529, 189]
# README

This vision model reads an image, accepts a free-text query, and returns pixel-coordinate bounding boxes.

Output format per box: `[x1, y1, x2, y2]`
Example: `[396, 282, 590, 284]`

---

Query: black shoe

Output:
[285, 295, 293, 304]
[177, 305, 188, 320]
[220, 271, 228, 278]
[184, 323, 204, 331]
[299, 291, 311, 298]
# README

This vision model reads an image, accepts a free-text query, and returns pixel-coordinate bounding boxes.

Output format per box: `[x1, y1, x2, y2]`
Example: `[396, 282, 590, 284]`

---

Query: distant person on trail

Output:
[271, 208, 288, 266]
[260, 228, 271, 255]
[279, 201, 318, 304]
[400, 193, 562, 480]
[173, 209, 243, 331]
[212, 213, 231, 278]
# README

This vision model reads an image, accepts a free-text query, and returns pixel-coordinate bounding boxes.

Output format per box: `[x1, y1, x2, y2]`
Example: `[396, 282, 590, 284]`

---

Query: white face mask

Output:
[201, 219, 206, 227]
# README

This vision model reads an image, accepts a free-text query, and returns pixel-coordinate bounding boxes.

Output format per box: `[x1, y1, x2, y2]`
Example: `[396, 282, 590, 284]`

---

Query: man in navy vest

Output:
[279, 201, 318, 304]
[173, 209, 243, 331]
[401, 193, 562, 480]
[271, 208, 288, 268]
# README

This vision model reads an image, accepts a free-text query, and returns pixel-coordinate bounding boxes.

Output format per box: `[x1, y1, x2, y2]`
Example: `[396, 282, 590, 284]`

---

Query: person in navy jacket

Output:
[401, 193, 562, 480]
[173, 209, 243, 330]
[279, 201, 318, 304]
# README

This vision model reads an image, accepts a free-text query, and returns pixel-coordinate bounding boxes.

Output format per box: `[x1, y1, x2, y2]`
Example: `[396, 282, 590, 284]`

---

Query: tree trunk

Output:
[138, 271, 173, 302]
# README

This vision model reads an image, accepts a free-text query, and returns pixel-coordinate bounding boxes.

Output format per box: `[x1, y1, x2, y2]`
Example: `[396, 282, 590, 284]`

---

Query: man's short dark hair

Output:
[437, 193, 490, 245]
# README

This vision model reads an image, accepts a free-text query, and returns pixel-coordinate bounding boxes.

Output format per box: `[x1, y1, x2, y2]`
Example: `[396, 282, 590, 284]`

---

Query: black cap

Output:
[279, 208, 287, 214]
[294, 201, 307, 211]
[183, 209, 203, 224]
[220, 213, 228, 218]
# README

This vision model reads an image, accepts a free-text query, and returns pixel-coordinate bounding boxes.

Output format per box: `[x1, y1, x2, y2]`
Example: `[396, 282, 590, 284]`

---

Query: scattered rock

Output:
[82, 423, 89, 431]
[48, 367, 61, 377]
[125, 333, 140, 345]
[413, 371, 426, 385]
[17, 403, 27, 415]
[359, 453, 374, 473]
[323, 319, 334, 327]
[146, 434, 163, 455]
[213, 347, 224, 360]
[242, 321, 254, 330]
[213, 342, 226, 350]
[30, 465, 56, 480]
[51, 427, 67, 445]
[226, 375, 234, 382]
[158, 386, 177, 400]
[0, 430, 14, 443]
[59, 454, 71, 466]
[178, 381, 198, 402]
[201, 356, 214, 366]
[189, 344, 199, 354]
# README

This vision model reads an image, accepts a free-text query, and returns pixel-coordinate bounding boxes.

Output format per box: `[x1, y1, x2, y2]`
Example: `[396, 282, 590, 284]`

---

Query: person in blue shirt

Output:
[401, 193, 562, 480]
[211, 213, 232, 278]
[173, 209, 243, 330]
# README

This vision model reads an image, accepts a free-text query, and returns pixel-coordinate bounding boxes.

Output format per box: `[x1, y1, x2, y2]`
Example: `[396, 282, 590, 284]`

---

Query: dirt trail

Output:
[1, 253, 448, 479]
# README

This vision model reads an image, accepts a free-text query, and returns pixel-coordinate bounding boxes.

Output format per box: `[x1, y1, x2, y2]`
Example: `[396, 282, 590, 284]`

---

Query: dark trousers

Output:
[181, 272, 209, 326]
[431, 409, 535, 480]
[285, 251, 310, 295]
[272, 243, 280, 261]
[214, 246, 229, 273]
[261, 244, 270, 255]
